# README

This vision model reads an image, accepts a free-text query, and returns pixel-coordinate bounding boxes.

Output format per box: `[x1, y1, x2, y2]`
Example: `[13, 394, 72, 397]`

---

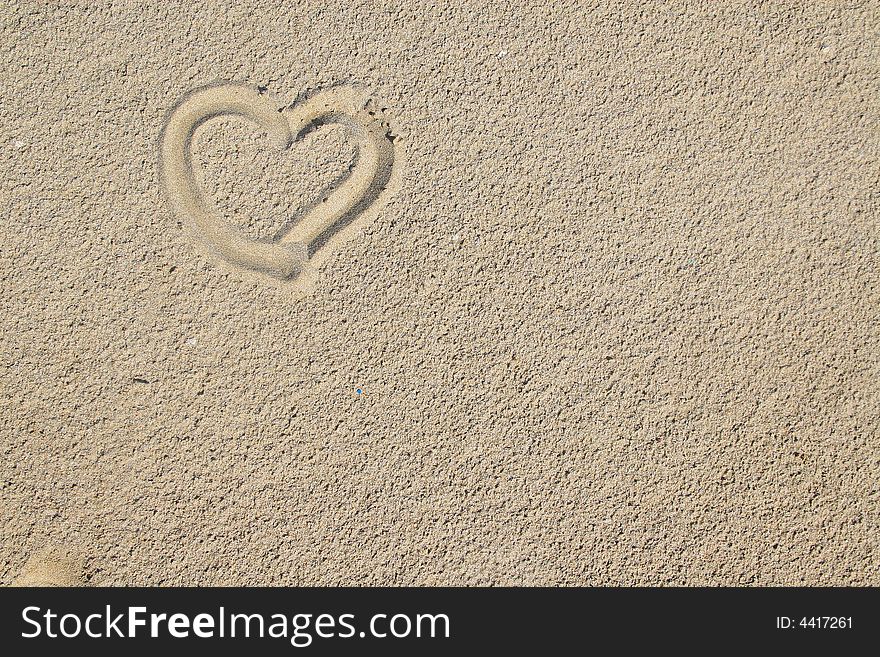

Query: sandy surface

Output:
[2, 2, 878, 585]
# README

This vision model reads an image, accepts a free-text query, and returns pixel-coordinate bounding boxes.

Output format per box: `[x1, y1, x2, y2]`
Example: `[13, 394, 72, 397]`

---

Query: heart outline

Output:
[159, 81, 399, 282]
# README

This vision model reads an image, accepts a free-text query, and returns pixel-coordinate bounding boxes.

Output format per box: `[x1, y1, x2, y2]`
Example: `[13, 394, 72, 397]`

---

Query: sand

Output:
[11, 548, 82, 587]
[2, 2, 878, 585]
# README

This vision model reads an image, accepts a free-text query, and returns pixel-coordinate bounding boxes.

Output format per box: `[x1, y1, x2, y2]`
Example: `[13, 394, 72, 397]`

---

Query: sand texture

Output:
[2, 2, 878, 585]
[11, 547, 83, 587]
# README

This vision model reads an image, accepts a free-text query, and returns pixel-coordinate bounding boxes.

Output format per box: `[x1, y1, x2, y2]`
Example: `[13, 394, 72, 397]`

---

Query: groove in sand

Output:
[159, 82, 401, 283]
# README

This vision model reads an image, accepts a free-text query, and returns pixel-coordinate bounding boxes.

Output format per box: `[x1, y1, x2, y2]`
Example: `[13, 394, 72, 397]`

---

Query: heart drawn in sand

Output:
[159, 82, 400, 283]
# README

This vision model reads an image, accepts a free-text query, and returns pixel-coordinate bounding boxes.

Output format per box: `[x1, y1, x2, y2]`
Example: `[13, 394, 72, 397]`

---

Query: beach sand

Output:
[2, 2, 878, 585]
